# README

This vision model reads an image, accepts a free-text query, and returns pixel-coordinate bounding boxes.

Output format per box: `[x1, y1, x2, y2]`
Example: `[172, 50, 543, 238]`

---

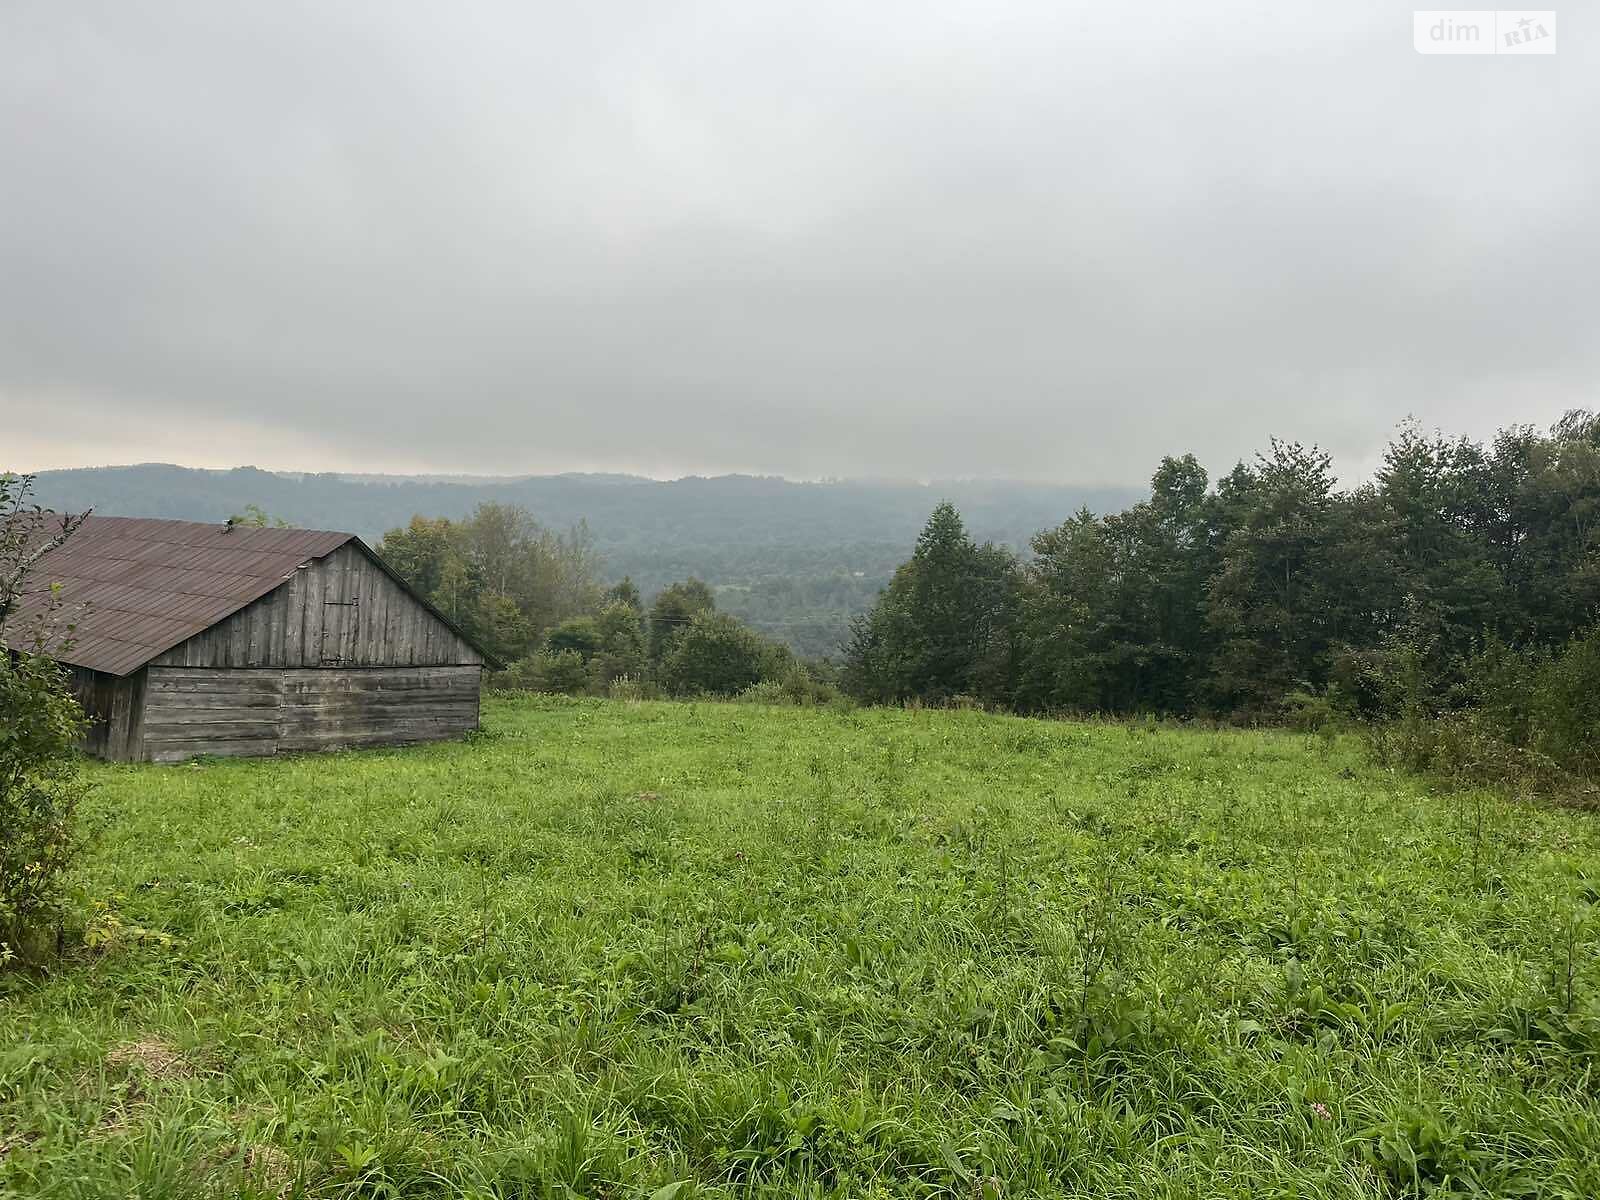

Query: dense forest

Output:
[843, 413, 1600, 781]
[26, 467, 1137, 657]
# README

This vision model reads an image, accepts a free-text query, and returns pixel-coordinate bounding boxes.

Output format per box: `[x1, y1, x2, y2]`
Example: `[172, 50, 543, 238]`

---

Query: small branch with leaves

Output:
[0, 473, 90, 647]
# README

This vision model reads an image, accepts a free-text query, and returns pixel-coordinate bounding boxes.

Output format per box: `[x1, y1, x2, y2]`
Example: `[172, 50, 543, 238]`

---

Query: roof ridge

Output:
[71, 514, 353, 540]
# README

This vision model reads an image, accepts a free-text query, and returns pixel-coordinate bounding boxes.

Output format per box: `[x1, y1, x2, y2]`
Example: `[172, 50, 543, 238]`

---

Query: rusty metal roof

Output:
[9, 516, 356, 676]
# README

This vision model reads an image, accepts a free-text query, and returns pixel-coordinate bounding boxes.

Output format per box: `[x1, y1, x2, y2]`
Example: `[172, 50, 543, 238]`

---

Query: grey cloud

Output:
[3, 1, 1595, 483]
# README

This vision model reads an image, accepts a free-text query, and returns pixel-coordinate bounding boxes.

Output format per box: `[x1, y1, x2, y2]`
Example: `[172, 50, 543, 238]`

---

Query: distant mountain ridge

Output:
[24, 463, 1143, 656]
[26, 463, 1138, 546]
[320, 470, 657, 487]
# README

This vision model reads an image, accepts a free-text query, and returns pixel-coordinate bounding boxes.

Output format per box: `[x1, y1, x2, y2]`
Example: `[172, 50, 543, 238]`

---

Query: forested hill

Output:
[26, 465, 1139, 657]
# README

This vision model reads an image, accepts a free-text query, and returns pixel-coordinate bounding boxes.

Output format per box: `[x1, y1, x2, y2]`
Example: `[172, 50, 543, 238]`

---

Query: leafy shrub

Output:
[735, 667, 843, 707]
[532, 649, 590, 695]
[491, 603, 822, 704]
[488, 657, 540, 692]
[494, 605, 651, 695]
[0, 651, 91, 963]
[491, 649, 592, 695]
[1326, 647, 1406, 720]
[659, 612, 771, 697]
[647, 578, 716, 661]
[587, 601, 648, 686]
[1530, 630, 1600, 777]
[1369, 626, 1600, 799]
[1, 474, 93, 963]
[1278, 687, 1343, 734]
[544, 616, 602, 659]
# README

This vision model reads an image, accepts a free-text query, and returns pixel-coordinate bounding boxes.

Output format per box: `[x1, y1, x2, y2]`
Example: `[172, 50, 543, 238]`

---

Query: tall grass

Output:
[3, 697, 1599, 1196]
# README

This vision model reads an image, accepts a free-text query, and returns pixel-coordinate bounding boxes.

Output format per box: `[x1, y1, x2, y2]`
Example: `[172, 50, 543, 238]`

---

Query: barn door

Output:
[321, 593, 359, 664]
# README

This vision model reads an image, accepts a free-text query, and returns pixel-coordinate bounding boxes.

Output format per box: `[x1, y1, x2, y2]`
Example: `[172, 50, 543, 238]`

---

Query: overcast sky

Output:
[3, 2, 1594, 485]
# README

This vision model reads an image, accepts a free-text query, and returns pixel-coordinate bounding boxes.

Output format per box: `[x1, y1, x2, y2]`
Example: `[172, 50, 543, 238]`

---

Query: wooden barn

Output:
[12, 516, 496, 763]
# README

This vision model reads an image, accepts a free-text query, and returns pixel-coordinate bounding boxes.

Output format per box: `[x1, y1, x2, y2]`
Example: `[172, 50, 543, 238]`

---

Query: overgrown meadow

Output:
[4, 696, 1600, 1198]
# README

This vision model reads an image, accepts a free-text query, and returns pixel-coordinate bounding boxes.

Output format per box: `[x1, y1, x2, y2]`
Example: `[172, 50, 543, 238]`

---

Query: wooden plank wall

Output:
[152, 544, 483, 670]
[64, 666, 114, 758]
[138, 665, 481, 763]
[278, 666, 482, 753]
[66, 667, 146, 762]
[140, 668, 283, 762]
[108, 670, 147, 762]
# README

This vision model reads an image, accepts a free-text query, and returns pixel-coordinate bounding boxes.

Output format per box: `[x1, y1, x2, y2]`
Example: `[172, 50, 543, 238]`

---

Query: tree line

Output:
[376, 507, 833, 701]
[842, 412, 1600, 773]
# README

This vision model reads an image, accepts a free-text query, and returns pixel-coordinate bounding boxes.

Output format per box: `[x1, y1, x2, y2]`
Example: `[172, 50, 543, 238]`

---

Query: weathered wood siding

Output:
[64, 666, 145, 761]
[137, 665, 482, 763]
[278, 666, 481, 753]
[152, 544, 483, 670]
[140, 667, 284, 761]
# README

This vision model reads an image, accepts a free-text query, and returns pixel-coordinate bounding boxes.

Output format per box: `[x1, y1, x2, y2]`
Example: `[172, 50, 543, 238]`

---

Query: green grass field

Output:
[4, 697, 1600, 1198]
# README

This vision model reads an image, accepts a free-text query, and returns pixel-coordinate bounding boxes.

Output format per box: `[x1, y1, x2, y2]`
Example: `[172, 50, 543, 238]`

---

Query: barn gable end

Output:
[151, 543, 483, 670]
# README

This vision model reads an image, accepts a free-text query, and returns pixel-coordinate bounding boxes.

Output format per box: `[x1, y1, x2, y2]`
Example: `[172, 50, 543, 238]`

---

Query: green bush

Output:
[491, 603, 824, 704]
[2, 475, 94, 964]
[544, 616, 602, 659]
[659, 612, 771, 697]
[735, 669, 846, 707]
[533, 649, 591, 695]
[1368, 626, 1600, 798]
[1327, 647, 1406, 720]
[488, 657, 541, 692]
[584, 602, 648, 690]
[1531, 630, 1600, 776]
[1278, 687, 1344, 734]
[491, 648, 592, 695]
[0, 651, 91, 962]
